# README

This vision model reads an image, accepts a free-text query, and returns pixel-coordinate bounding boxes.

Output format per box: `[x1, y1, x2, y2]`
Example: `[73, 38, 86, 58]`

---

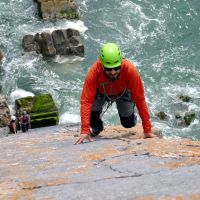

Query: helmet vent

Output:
[105, 61, 111, 64]
[114, 61, 119, 63]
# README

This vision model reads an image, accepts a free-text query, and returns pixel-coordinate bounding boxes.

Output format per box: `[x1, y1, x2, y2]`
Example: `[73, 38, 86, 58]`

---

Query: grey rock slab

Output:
[0, 125, 200, 199]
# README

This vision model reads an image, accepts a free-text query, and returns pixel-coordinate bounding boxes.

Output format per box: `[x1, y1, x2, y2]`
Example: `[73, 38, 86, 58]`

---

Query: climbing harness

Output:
[100, 82, 127, 117]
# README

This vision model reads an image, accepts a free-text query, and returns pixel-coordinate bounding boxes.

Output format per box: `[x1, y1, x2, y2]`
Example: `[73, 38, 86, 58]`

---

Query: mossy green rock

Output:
[15, 94, 59, 129]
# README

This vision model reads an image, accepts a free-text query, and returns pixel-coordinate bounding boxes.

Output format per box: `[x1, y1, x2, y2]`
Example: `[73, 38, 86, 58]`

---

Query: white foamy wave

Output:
[53, 55, 85, 64]
[59, 113, 80, 124]
[40, 20, 88, 34]
[162, 85, 200, 99]
[10, 89, 34, 104]
[21, 19, 88, 36]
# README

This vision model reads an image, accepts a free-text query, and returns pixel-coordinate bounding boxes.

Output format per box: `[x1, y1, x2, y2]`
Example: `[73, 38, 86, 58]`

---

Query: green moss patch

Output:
[31, 111, 58, 120]
[31, 117, 58, 128]
[31, 94, 57, 113]
[60, 10, 79, 19]
[15, 94, 59, 129]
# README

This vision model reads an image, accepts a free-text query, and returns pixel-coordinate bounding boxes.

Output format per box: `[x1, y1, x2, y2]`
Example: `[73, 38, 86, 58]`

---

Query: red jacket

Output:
[81, 59, 152, 134]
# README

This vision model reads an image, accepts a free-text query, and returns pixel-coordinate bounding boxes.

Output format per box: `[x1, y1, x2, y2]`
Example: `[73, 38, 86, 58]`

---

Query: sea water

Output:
[0, 0, 200, 139]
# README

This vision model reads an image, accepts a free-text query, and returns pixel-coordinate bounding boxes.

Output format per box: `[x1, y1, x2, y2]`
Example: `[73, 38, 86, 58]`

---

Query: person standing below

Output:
[75, 43, 158, 144]
[20, 111, 31, 133]
[9, 116, 17, 134]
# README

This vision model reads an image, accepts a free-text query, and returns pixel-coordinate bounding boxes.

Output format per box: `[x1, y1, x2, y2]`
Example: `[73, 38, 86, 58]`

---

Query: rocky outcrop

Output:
[175, 111, 195, 127]
[34, 0, 79, 20]
[0, 94, 11, 128]
[155, 95, 196, 127]
[15, 94, 59, 128]
[155, 111, 167, 120]
[22, 28, 84, 57]
[179, 95, 191, 102]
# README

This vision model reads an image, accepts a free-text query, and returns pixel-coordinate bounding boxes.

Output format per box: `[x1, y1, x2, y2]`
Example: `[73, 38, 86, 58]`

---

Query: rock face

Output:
[0, 124, 200, 199]
[15, 94, 59, 128]
[0, 94, 11, 128]
[34, 0, 79, 20]
[22, 28, 84, 57]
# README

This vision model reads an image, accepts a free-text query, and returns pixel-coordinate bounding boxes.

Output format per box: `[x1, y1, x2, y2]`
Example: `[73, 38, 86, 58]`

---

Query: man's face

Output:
[103, 66, 121, 80]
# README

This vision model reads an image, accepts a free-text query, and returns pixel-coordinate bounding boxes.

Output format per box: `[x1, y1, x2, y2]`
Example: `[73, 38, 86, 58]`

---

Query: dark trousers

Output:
[22, 123, 29, 132]
[90, 90, 137, 133]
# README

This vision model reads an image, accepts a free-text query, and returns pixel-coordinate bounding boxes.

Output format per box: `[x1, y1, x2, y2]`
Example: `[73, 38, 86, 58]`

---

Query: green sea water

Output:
[0, 0, 200, 139]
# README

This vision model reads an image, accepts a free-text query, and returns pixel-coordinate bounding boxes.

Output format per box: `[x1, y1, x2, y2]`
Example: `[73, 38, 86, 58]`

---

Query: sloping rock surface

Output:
[0, 124, 200, 199]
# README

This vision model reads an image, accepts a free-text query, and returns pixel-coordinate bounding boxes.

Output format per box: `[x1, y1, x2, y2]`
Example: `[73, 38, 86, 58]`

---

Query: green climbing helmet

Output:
[100, 43, 122, 68]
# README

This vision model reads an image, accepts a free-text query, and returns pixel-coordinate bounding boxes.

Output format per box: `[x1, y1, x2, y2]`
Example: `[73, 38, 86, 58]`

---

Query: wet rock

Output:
[52, 29, 70, 55]
[0, 94, 11, 128]
[22, 28, 84, 57]
[179, 95, 191, 102]
[175, 112, 182, 119]
[174, 111, 195, 127]
[184, 111, 195, 126]
[155, 111, 167, 120]
[0, 49, 3, 62]
[34, 0, 79, 20]
[22, 35, 41, 53]
[40, 32, 57, 56]
[15, 94, 59, 128]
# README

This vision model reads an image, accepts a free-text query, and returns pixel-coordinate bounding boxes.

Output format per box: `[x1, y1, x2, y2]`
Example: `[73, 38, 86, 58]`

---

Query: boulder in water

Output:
[22, 28, 84, 57]
[179, 95, 191, 102]
[174, 111, 195, 127]
[22, 35, 41, 53]
[184, 111, 195, 126]
[155, 111, 167, 120]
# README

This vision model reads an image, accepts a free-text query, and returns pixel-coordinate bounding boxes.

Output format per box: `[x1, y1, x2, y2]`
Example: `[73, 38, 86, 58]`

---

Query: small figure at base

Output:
[20, 111, 31, 133]
[9, 116, 17, 134]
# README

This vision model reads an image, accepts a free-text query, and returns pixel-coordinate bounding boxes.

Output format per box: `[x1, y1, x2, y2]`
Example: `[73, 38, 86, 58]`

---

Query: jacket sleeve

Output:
[80, 64, 99, 134]
[127, 65, 152, 134]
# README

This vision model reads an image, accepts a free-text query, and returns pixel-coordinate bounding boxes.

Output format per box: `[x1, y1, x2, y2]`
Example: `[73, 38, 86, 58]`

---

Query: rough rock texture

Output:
[15, 94, 59, 128]
[22, 35, 41, 53]
[179, 95, 191, 102]
[175, 111, 195, 127]
[155, 111, 167, 120]
[0, 49, 3, 62]
[0, 124, 200, 199]
[22, 28, 84, 57]
[0, 94, 11, 128]
[34, 0, 79, 20]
